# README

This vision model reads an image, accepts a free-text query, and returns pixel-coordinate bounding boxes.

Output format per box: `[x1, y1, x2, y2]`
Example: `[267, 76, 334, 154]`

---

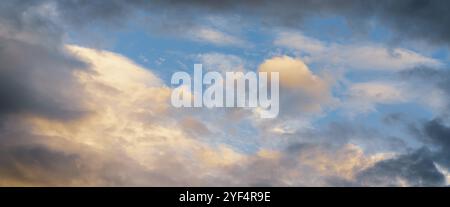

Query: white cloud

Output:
[342, 81, 407, 115]
[258, 56, 334, 115]
[250, 56, 338, 135]
[197, 52, 245, 72]
[189, 26, 247, 47]
[275, 32, 442, 71]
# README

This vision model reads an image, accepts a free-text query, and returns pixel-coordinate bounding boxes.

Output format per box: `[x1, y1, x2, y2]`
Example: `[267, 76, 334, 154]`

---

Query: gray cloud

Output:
[16, 0, 448, 46]
[0, 37, 88, 120]
[0, 0, 90, 185]
[353, 64, 450, 186]
[356, 148, 445, 186]
[423, 119, 450, 150]
[129, 1, 450, 45]
[401, 67, 450, 110]
[422, 119, 450, 168]
[0, 145, 82, 185]
[0, 1, 90, 120]
[354, 117, 450, 186]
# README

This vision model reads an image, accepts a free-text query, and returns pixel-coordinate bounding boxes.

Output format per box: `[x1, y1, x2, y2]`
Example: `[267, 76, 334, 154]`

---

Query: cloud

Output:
[197, 52, 245, 72]
[0, 38, 88, 120]
[7, 0, 450, 47]
[189, 27, 247, 46]
[422, 119, 450, 151]
[356, 148, 445, 186]
[0, 44, 394, 186]
[179, 117, 212, 136]
[0, 44, 247, 186]
[0, 2, 94, 185]
[224, 143, 390, 186]
[1, 0, 449, 187]
[259, 56, 327, 91]
[275, 32, 441, 71]
[341, 81, 407, 115]
[0, 1, 89, 121]
[354, 117, 450, 187]
[401, 67, 450, 114]
[258, 56, 334, 116]
[0, 145, 83, 186]
[145, 0, 450, 45]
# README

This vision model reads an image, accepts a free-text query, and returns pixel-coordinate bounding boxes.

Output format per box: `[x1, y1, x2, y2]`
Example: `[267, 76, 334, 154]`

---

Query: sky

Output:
[1, 0, 450, 186]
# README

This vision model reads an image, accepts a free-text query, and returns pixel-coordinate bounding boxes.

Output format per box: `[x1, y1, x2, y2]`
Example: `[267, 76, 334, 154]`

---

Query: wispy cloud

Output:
[189, 26, 248, 47]
[275, 32, 442, 71]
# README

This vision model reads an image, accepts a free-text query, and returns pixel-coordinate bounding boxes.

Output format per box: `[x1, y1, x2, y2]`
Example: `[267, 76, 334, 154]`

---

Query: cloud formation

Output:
[355, 117, 450, 187]
[0, 45, 390, 186]
[342, 81, 407, 115]
[7, 1, 448, 47]
[146, 0, 450, 45]
[258, 56, 333, 115]
[1, 0, 450, 187]
[275, 32, 441, 71]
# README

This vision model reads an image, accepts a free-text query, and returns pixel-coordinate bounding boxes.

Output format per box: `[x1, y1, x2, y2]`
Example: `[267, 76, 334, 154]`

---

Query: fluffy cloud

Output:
[259, 56, 327, 91]
[190, 27, 247, 46]
[258, 56, 334, 115]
